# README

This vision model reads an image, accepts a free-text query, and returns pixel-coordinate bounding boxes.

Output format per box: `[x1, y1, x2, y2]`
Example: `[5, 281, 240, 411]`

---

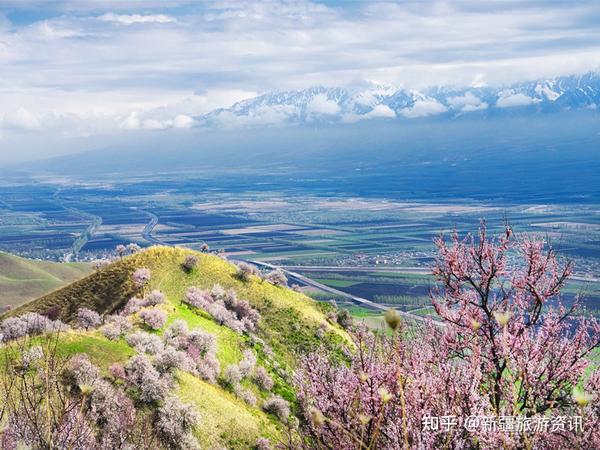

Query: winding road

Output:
[250, 260, 429, 324]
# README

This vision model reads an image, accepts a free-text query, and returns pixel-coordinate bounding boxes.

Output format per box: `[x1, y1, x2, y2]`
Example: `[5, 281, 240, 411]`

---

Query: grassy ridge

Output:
[0, 252, 91, 309]
[2, 246, 350, 448]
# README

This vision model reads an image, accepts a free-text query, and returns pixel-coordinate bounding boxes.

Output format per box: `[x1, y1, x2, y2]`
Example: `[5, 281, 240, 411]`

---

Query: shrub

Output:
[108, 363, 126, 380]
[235, 262, 259, 282]
[233, 383, 257, 406]
[263, 395, 290, 422]
[196, 353, 220, 384]
[210, 284, 226, 301]
[336, 309, 352, 329]
[101, 315, 132, 340]
[225, 365, 243, 384]
[238, 349, 257, 377]
[155, 346, 194, 373]
[156, 396, 200, 449]
[253, 367, 274, 391]
[125, 354, 169, 402]
[67, 354, 100, 389]
[139, 308, 167, 330]
[116, 244, 127, 257]
[132, 268, 151, 288]
[127, 243, 141, 254]
[122, 296, 145, 315]
[76, 308, 101, 330]
[265, 269, 288, 287]
[144, 289, 166, 307]
[126, 331, 164, 355]
[187, 329, 216, 356]
[0, 317, 28, 342]
[182, 255, 199, 272]
[184, 287, 213, 309]
[256, 437, 272, 450]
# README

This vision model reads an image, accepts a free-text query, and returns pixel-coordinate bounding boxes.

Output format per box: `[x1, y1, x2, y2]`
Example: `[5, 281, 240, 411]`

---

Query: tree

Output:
[76, 308, 101, 330]
[156, 396, 200, 449]
[265, 269, 288, 287]
[182, 255, 199, 272]
[132, 268, 151, 292]
[294, 224, 600, 449]
[235, 262, 259, 282]
[139, 308, 167, 330]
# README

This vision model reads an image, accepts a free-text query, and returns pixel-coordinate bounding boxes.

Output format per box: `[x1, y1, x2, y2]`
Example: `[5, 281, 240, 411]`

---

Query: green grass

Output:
[313, 278, 359, 288]
[0, 252, 91, 309]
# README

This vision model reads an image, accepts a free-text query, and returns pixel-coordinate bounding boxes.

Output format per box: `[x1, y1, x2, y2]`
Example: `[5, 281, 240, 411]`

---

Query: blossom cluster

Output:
[183, 284, 260, 334]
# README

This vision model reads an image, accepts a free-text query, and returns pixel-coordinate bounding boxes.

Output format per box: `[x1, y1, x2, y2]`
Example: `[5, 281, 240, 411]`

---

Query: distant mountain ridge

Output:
[200, 72, 600, 126]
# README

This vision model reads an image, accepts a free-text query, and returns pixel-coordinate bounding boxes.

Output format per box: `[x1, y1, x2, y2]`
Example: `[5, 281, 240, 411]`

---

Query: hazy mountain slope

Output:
[0, 252, 91, 309]
[1, 247, 349, 448]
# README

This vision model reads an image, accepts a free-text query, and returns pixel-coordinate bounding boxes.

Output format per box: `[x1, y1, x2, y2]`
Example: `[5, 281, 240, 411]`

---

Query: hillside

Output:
[0, 252, 91, 309]
[1, 246, 350, 448]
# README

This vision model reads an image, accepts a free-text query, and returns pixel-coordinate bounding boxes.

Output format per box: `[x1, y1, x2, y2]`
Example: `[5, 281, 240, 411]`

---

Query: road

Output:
[141, 211, 164, 245]
[250, 260, 429, 324]
[280, 265, 431, 275]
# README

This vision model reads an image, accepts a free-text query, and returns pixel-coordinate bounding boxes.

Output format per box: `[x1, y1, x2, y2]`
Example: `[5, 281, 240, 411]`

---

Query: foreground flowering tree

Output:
[294, 224, 600, 449]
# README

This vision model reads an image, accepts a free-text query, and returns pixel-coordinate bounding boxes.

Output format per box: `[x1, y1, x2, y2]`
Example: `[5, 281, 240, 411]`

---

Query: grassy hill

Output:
[0, 252, 91, 309]
[1, 246, 350, 448]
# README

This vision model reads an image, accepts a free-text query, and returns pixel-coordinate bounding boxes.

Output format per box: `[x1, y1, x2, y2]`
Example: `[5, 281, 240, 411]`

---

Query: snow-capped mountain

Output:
[199, 72, 600, 127]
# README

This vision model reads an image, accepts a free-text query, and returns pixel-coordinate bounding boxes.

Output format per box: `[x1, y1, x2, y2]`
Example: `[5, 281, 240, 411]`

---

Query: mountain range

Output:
[199, 72, 600, 127]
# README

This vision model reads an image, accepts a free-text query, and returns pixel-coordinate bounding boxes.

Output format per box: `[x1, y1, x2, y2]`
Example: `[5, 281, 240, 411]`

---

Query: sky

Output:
[1, 0, 600, 162]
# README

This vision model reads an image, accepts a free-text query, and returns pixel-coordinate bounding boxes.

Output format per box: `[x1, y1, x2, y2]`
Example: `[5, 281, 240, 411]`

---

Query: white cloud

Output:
[365, 104, 396, 118]
[3, 107, 42, 130]
[99, 13, 176, 25]
[447, 92, 488, 112]
[496, 92, 540, 108]
[172, 114, 194, 128]
[400, 100, 447, 118]
[3, 0, 600, 156]
[120, 112, 195, 130]
[308, 94, 340, 115]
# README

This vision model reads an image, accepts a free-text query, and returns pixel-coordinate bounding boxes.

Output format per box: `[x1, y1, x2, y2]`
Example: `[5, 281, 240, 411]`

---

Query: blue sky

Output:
[1, 0, 600, 161]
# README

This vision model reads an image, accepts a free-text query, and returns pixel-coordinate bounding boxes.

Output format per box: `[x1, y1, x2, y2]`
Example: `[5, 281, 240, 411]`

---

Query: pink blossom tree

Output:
[294, 224, 600, 449]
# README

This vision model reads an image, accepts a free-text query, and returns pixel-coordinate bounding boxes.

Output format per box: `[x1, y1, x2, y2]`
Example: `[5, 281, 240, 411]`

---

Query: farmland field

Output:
[1, 173, 599, 316]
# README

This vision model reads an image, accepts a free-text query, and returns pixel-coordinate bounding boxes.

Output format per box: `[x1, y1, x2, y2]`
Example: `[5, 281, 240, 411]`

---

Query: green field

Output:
[0, 252, 92, 309]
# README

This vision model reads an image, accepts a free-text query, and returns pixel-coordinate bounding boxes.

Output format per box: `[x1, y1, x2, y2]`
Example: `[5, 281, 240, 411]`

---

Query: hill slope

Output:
[0, 252, 91, 309]
[1, 246, 349, 448]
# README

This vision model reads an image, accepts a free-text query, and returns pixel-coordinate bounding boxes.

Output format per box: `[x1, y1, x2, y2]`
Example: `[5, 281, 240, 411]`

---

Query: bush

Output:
[182, 255, 199, 272]
[76, 308, 101, 330]
[101, 315, 132, 340]
[184, 287, 213, 309]
[196, 353, 220, 384]
[126, 331, 164, 355]
[139, 308, 167, 330]
[265, 269, 288, 287]
[235, 262, 259, 282]
[225, 365, 243, 384]
[263, 395, 290, 422]
[122, 296, 145, 315]
[125, 354, 170, 402]
[132, 268, 151, 287]
[67, 354, 100, 389]
[144, 289, 166, 307]
[253, 367, 274, 391]
[155, 346, 194, 373]
[238, 349, 257, 377]
[156, 396, 200, 450]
